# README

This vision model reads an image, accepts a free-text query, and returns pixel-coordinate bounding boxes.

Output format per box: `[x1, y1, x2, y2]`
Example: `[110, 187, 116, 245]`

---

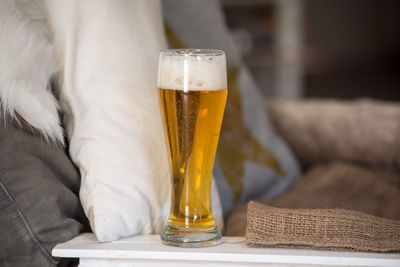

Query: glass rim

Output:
[160, 48, 225, 57]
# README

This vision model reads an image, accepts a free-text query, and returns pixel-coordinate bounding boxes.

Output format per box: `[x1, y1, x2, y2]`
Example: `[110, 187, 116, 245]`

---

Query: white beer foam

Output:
[158, 50, 227, 91]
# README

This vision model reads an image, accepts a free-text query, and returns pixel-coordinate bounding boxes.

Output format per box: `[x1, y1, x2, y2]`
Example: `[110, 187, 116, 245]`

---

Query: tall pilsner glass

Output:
[158, 49, 227, 247]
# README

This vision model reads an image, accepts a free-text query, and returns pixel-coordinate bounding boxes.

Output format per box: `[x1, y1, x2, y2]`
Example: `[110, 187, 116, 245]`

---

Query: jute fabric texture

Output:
[246, 201, 400, 252]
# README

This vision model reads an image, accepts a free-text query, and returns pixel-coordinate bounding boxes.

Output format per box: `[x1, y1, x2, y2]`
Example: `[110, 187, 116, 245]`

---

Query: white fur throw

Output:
[0, 0, 223, 242]
[0, 0, 62, 142]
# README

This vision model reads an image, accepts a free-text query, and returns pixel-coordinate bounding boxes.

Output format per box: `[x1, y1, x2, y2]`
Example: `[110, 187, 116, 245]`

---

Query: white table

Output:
[52, 233, 400, 267]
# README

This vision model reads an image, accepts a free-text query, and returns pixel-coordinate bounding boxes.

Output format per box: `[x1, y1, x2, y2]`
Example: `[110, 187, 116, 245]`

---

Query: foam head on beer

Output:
[158, 49, 227, 92]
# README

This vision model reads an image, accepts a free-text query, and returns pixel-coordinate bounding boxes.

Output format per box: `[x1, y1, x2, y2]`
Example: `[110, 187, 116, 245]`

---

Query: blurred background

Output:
[220, 0, 400, 100]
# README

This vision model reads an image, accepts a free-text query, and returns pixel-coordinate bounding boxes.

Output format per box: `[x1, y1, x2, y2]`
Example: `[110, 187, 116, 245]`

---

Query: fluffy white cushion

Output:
[45, 0, 223, 242]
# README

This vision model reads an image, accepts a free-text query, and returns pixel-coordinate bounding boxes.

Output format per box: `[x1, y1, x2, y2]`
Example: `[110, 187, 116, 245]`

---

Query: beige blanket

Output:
[267, 99, 400, 172]
[225, 162, 400, 236]
[225, 99, 400, 236]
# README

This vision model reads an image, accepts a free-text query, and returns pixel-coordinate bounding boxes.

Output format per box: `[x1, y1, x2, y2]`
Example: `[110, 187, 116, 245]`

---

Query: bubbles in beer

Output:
[158, 49, 227, 91]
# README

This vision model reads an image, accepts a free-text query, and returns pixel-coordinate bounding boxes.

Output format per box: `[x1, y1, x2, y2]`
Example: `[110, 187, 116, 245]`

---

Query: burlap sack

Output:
[246, 201, 400, 252]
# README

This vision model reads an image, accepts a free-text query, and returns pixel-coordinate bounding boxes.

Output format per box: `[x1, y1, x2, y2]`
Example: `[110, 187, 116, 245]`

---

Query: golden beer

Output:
[159, 89, 227, 229]
[158, 49, 227, 247]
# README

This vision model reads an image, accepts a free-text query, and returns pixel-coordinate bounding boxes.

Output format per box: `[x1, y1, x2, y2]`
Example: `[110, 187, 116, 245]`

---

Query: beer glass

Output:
[158, 49, 227, 247]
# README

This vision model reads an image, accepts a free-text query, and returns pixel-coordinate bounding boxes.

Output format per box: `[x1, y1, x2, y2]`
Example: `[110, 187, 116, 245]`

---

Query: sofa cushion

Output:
[46, 0, 223, 242]
[0, 118, 88, 267]
[163, 0, 302, 215]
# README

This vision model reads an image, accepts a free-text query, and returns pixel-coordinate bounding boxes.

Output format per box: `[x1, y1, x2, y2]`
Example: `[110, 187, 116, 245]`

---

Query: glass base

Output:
[161, 224, 222, 247]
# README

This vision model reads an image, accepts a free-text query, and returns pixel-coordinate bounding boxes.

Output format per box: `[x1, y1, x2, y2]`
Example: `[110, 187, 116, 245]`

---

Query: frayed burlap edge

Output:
[245, 201, 400, 252]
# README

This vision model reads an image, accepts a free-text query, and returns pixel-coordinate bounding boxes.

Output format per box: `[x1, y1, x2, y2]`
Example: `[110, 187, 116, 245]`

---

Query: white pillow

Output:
[45, 0, 223, 242]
